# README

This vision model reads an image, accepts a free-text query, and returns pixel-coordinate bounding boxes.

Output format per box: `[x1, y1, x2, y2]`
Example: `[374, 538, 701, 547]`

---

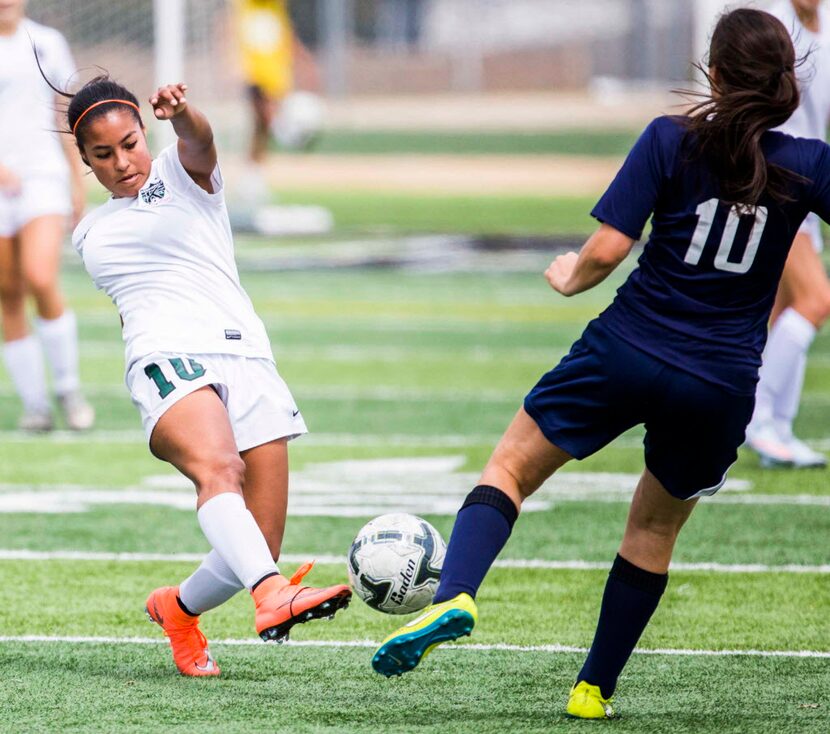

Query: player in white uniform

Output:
[746, 0, 830, 468]
[58, 72, 351, 676]
[0, 1, 94, 431]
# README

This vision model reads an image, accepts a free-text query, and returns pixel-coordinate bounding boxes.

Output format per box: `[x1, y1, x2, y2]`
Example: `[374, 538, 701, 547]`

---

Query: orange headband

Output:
[72, 99, 141, 136]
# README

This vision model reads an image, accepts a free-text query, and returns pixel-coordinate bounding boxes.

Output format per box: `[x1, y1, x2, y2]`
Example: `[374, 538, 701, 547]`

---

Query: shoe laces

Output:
[288, 560, 315, 586]
[166, 622, 209, 662]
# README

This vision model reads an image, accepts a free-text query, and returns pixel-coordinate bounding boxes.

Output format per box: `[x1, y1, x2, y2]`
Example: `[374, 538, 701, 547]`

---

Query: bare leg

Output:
[619, 467, 698, 573]
[0, 235, 27, 341]
[150, 386, 276, 590]
[177, 437, 290, 615]
[480, 407, 574, 508]
[240, 438, 289, 558]
[0, 234, 50, 420]
[18, 214, 65, 321]
[575, 468, 697, 705]
[249, 89, 277, 165]
[434, 407, 572, 603]
[752, 233, 830, 452]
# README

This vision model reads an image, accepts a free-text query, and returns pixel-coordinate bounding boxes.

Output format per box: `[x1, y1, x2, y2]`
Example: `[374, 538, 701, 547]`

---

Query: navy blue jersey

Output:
[592, 115, 830, 395]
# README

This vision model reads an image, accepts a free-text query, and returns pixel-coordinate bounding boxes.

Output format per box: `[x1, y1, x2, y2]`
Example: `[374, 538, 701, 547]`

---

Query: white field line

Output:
[0, 550, 827, 574]
[0, 635, 826, 659]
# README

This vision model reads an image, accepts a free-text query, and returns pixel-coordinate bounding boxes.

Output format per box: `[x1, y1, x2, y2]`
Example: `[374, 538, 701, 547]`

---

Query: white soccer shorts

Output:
[0, 174, 71, 237]
[127, 352, 307, 451]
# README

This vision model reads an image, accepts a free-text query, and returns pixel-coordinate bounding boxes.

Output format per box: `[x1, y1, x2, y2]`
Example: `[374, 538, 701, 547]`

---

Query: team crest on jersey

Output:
[140, 179, 167, 205]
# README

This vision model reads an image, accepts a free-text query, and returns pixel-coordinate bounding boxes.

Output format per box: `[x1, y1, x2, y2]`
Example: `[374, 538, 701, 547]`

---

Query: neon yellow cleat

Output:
[372, 592, 478, 677]
[566, 681, 615, 719]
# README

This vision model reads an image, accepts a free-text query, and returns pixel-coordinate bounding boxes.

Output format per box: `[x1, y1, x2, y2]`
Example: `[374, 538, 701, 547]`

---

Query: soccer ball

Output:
[348, 513, 446, 615]
[272, 91, 326, 151]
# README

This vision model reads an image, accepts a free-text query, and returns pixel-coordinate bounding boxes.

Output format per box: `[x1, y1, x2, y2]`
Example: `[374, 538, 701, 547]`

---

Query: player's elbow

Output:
[589, 246, 629, 272]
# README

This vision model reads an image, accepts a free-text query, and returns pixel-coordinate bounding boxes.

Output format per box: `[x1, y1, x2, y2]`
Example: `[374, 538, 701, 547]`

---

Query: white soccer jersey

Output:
[73, 145, 274, 372]
[0, 18, 76, 178]
[769, 1, 830, 140]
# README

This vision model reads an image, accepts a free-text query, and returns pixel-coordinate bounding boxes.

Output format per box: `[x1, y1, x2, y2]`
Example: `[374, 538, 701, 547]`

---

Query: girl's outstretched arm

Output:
[150, 82, 217, 192]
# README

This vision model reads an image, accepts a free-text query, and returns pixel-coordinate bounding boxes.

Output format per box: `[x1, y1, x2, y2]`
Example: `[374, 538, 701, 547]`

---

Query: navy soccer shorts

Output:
[523, 321, 755, 500]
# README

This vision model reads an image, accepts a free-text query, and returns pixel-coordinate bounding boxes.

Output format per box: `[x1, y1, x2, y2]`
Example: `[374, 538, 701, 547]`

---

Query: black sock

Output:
[433, 485, 518, 603]
[577, 554, 668, 698]
[251, 571, 280, 593]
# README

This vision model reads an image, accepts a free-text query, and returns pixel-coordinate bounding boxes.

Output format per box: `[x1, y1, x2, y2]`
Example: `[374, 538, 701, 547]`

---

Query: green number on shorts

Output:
[144, 363, 176, 398]
[169, 358, 206, 381]
[144, 358, 206, 398]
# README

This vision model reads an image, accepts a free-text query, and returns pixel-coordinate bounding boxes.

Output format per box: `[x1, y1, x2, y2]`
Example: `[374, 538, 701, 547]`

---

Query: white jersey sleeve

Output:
[154, 144, 224, 205]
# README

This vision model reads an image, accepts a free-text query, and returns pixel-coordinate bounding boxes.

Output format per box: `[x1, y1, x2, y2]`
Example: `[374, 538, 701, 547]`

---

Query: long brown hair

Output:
[684, 8, 801, 207]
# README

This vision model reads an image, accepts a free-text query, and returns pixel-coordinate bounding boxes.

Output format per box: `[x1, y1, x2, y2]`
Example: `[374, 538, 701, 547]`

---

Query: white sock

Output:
[2, 335, 50, 413]
[196, 492, 278, 590]
[751, 307, 816, 434]
[178, 549, 245, 615]
[770, 308, 816, 441]
[35, 311, 80, 396]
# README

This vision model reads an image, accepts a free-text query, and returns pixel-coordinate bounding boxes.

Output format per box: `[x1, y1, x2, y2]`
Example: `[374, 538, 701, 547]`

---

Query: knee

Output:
[628, 511, 685, 541]
[23, 271, 56, 305]
[192, 453, 246, 496]
[0, 278, 25, 310]
[485, 447, 544, 501]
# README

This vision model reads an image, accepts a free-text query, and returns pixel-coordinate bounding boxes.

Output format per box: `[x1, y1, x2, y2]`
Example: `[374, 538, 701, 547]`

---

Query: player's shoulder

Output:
[644, 114, 686, 139]
[153, 143, 225, 205]
[763, 129, 830, 193]
[636, 115, 688, 167]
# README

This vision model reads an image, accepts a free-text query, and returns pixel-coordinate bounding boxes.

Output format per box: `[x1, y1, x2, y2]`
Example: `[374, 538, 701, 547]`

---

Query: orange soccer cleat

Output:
[145, 586, 220, 677]
[252, 561, 352, 642]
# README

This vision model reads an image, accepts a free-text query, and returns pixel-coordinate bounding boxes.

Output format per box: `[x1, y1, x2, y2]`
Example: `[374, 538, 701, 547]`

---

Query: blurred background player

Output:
[0, 0, 94, 431]
[746, 0, 830, 468]
[232, 0, 323, 214]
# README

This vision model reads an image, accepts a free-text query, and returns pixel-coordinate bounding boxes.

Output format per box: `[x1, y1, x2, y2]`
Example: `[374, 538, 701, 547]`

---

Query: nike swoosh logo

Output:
[292, 409, 300, 417]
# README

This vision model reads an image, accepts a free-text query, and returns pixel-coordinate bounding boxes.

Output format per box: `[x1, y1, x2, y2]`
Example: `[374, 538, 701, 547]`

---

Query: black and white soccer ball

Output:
[348, 513, 446, 615]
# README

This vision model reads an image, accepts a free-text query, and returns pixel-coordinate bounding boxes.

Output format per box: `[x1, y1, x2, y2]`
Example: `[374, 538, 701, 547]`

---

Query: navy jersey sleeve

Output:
[591, 117, 678, 240]
[806, 140, 830, 225]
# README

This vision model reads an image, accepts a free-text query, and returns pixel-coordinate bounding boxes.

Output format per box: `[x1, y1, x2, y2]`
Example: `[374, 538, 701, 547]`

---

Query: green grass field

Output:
[299, 129, 639, 157]
[0, 203, 828, 732]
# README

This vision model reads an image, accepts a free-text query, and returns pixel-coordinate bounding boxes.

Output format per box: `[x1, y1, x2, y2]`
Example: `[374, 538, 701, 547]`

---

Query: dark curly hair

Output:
[683, 8, 803, 207]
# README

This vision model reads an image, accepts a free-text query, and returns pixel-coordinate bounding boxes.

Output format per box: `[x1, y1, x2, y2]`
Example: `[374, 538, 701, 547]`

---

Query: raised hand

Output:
[150, 83, 188, 120]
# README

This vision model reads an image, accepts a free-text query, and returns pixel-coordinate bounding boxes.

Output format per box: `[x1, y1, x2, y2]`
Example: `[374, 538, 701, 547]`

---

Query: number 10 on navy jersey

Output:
[685, 199, 768, 274]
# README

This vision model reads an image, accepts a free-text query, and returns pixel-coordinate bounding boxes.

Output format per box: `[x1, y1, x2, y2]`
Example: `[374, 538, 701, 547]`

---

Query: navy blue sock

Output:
[433, 485, 518, 603]
[577, 554, 668, 698]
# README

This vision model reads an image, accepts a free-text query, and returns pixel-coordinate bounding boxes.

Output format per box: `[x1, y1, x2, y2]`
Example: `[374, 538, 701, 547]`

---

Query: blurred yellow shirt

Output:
[235, 0, 294, 97]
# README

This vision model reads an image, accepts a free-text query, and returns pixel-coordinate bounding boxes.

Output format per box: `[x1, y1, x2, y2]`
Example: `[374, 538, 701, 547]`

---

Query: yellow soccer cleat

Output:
[372, 592, 478, 677]
[566, 680, 615, 719]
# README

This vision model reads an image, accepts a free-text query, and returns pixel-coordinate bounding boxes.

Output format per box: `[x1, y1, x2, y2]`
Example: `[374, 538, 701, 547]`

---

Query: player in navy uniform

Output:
[371, 8, 828, 718]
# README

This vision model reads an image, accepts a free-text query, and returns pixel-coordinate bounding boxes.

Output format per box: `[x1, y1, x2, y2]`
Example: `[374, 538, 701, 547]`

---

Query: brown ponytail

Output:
[683, 8, 802, 208]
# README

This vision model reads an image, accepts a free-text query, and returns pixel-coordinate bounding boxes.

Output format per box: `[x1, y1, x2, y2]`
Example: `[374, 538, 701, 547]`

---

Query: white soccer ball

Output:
[272, 91, 326, 151]
[348, 513, 446, 615]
